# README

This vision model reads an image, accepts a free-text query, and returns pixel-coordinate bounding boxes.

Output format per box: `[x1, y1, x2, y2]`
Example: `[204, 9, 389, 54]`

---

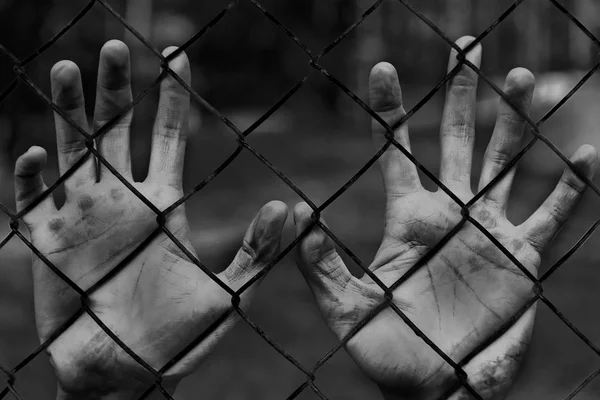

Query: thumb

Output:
[293, 202, 354, 295]
[14, 147, 56, 226]
[221, 200, 288, 287]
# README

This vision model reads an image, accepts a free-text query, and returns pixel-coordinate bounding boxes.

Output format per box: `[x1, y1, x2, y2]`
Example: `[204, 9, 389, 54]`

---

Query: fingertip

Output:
[161, 46, 191, 86]
[369, 62, 403, 112]
[293, 202, 324, 246]
[455, 35, 477, 48]
[98, 40, 131, 90]
[14, 146, 55, 219]
[574, 143, 598, 160]
[293, 202, 314, 229]
[15, 146, 47, 178]
[27, 146, 48, 163]
[505, 67, 536, 98]
[100, 40, 130, 68]
[292, 202, 336, 263]
[572, 144, 599, 178]
[247, 200, 289, 261]
[51, 60, 81, 85]
[449, 35, 482, 70]
[51, 61, 83, 105]
[370, 62, 397, 80]
[162, 46, 181, 58]
[256, 200, 289, 233]
[262, 200, 289, 222]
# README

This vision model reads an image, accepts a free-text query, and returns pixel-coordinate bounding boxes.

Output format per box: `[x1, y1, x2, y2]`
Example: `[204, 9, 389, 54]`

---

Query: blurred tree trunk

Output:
[513, 0, 550, 72]
[312, 0, 338, 28]
[125, 0, 155, 78]
[106, 0, 126, 39]
[354, 0, 384, 121]
[445, 0, 472, 39]
[125, 0, 153, 40]
[473, 1, 499, 71]
[313, 0, 345, 113]
[569, 0, 597, 68]
[0, 117, 14, 206]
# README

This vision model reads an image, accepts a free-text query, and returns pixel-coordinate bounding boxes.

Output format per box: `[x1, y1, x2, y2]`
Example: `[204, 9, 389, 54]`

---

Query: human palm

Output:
[14, 41, 287, 398]
[335, 192, 539, 398]
[294, 36, 597, 399]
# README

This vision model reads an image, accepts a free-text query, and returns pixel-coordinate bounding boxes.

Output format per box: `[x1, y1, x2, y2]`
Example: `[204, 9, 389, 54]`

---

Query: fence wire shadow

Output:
[1, 0, 600, 399]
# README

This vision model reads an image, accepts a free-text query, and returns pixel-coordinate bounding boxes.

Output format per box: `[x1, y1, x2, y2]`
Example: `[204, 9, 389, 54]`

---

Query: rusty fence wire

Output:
[0, 0, 600, 399]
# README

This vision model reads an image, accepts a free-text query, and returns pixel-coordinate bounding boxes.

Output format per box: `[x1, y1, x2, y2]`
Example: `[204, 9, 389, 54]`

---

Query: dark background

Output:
[1, 0, 600, 398]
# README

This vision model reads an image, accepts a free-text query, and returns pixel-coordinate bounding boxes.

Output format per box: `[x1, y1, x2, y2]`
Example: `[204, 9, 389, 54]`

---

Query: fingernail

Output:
[253, 213, 278, 261]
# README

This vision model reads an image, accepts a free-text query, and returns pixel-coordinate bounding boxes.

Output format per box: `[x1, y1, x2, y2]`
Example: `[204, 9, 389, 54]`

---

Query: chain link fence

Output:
[0, 0, 599, 398]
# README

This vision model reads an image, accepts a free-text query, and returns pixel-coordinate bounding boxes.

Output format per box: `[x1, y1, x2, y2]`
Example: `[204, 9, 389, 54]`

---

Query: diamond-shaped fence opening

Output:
[1, 0, 600, 399]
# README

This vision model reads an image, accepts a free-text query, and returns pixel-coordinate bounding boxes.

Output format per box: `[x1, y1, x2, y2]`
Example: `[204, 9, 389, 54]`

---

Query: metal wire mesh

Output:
[0, 0, 599, 398]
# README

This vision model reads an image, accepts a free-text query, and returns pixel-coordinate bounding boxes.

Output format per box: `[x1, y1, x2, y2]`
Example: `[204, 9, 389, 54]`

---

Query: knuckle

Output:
[375, 103, 404, 116]
[95, 95, 133, 118]
[241, 239, 258, 262]
[95, 120, 131, 136]
[547, 200, 567, 224]
[57, 140, 88, 155]
[486, 146, 513, 165]
[449, 73, 477, 92]
[562, 173, 587, 194]
[157, 126, 182, 140]
[498, 110, 526, 126]
[444, 121, 473, 138]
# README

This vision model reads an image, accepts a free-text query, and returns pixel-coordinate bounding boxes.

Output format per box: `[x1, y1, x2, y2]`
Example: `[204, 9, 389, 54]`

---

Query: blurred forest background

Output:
[1, 0, 600, 399]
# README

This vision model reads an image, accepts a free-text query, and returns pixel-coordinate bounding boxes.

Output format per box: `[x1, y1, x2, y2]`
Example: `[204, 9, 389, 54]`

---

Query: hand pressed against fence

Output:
[13, 40, 288, 399]
[294, 36, 598, 399]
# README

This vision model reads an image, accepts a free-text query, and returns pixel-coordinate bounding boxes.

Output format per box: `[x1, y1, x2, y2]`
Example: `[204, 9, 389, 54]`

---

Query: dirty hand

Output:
[14, 40, 287, 399]
[293, 36, 597, 399]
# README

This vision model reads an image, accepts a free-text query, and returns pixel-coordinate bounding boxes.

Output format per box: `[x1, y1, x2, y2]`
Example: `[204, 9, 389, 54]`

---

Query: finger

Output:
[14, 146, 57, 226]
[440, 36, 482, 191]
[521, 145, 598, 252]
[94, 40, 133, 180]
[147, 47, 191, 189]
[293, 202, 355, 297]
[479, 68, 535, 209]
[221, 201, 288, 286]
[51, 61, 95, 189]
[369, 62, 421, 198]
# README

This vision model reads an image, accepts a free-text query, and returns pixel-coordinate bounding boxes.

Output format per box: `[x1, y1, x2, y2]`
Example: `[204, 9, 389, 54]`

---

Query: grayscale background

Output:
[0, 0, 599, 398]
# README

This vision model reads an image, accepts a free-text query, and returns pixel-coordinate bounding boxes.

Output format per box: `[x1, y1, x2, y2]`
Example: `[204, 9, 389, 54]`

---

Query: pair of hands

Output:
[11, 36, 596, 400]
